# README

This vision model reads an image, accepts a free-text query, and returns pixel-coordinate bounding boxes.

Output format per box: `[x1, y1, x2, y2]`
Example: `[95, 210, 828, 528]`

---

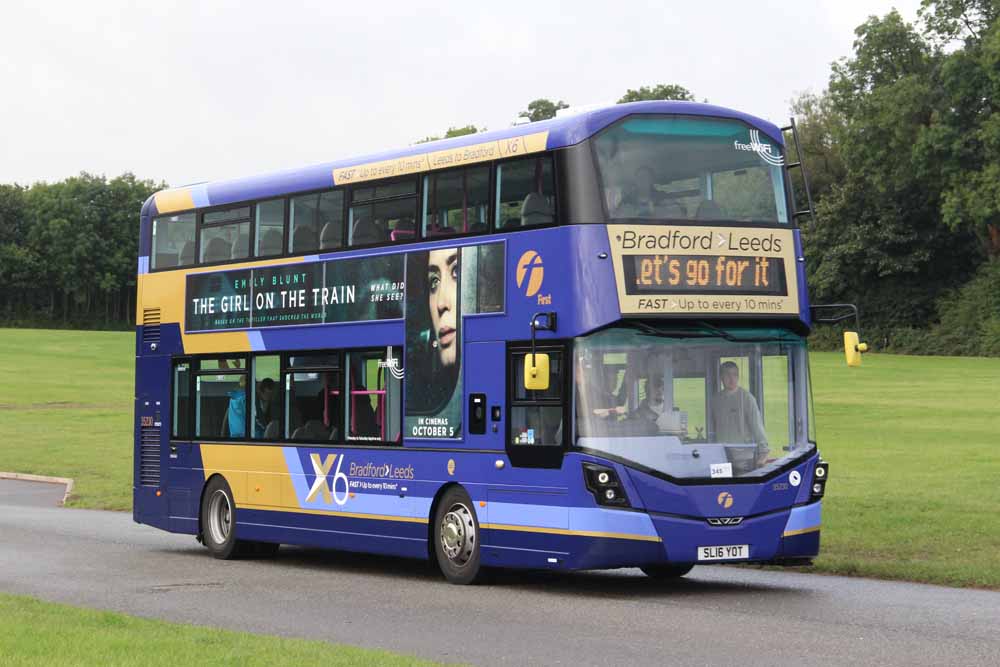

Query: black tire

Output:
[200, 476, 249, 559]
[432, 487, 482, 585]
[641, 563, 695, 579]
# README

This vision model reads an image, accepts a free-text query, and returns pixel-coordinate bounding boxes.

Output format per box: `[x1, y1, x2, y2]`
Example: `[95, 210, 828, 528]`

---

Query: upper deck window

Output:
[423, 165, 490, 237]
[200, 206, 251, 264]
[495, 156, 555, 230]
[290, 191, 344, 255]
[255, 199, 285, 257]
[593, 116, 789, 224]
[151, 213, 196, 269]
[349, 178, 417, 247]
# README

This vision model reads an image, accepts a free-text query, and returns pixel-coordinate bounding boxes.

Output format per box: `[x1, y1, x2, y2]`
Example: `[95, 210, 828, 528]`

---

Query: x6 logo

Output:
[306, 453, 350, 506]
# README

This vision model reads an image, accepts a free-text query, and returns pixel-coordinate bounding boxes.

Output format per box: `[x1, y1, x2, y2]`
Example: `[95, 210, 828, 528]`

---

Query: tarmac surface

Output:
[2, 478, 999, 666]
[0, 477, 66, 507]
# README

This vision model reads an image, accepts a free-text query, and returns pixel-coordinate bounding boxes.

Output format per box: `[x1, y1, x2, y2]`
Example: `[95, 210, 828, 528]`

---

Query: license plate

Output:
[697, 544, 749, 561]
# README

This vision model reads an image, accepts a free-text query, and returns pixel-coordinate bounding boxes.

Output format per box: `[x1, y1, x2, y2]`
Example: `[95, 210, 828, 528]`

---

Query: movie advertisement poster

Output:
[405, 247, 464, 439]
[185, 255, 403, 332]
[404, 243, 504, 440]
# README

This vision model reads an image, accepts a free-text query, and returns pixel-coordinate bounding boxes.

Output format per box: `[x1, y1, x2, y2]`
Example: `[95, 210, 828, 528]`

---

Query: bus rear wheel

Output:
[433, 487, 482, 585]
[641, 563, 694, 579]
[201, 476, 249, 559]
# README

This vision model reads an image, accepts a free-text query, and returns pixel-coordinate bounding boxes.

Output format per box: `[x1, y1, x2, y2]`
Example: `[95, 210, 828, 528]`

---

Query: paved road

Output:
[1, 501, 998, 666]
[0, 478, 66, 507]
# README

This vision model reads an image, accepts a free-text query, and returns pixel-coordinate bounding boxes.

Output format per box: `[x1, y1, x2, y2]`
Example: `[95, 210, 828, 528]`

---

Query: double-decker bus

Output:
[134, 101, 831, 584]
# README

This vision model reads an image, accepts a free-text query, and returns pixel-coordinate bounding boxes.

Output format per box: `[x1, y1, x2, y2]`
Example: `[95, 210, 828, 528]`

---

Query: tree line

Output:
[1, 0, 997, 354]
[0, 174, 163, 328]
[791, 0, 1000, 355]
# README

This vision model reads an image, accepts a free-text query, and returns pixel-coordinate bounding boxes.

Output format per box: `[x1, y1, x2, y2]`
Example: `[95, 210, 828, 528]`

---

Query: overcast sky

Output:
[1, 0, 923, 188]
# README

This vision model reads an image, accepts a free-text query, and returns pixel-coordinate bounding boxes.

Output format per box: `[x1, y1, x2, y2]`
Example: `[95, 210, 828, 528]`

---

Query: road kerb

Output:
[0, 472, 74, 506]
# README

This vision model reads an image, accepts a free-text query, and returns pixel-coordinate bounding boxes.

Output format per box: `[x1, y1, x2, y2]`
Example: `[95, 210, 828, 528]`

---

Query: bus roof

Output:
[145, 101, 783, 218]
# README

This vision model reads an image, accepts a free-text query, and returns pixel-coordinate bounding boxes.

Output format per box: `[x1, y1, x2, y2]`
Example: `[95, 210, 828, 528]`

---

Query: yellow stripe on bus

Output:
[154, 188, 196, 214]
[333, 131, 549, 185]
[481, 522, 662, 543]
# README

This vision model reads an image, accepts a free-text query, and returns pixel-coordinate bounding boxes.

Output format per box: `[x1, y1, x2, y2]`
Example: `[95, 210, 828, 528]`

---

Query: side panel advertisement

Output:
[185, 255, 404, 332]
[404, 244, 504, 440]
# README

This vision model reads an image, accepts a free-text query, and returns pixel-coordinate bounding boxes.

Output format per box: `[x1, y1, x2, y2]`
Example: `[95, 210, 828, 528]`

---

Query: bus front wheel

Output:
[201, 476, 249, 560]
[641, 563, 694, 579]
[433, 487, 482, 585]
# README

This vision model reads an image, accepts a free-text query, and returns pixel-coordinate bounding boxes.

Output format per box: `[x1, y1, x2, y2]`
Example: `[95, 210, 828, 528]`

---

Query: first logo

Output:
[516, 250, 544, 297]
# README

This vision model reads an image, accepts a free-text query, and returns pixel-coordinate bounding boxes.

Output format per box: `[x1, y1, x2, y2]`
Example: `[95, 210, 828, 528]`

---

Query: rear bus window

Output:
[152, 213, 196, 270]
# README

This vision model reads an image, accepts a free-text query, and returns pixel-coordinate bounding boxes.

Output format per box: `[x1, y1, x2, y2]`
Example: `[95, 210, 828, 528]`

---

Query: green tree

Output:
[786, 91, 847, 209]
[918, 0, 1000, 258]
[8, 172, 161, 325]
[918, 0, 999, 43]
[518, 99, 569, 122]
[415, 124, 482, 144]
[804, 11, 980, 334]
[617, 84, 695, 103]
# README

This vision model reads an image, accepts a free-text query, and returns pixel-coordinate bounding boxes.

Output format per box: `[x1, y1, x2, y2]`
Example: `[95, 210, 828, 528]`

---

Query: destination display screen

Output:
[606, 224, 800, 317]
[623, 253, 787, 296]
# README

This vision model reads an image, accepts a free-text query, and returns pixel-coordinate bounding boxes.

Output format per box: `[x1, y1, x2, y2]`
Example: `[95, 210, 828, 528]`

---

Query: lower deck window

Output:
[193, 358, 248, 439]
[171, 349, 401, 445]
[348, 347, 402, 442]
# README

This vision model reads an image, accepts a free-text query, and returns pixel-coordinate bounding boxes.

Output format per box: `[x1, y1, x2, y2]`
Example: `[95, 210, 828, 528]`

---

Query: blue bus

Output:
[134, 101, 832, 584]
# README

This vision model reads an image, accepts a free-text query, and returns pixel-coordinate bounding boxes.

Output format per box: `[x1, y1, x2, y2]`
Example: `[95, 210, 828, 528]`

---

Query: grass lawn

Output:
[0, 593, 440, 666]
[0, 328, 998, 588]
[0, 329, 134, 509]
[807, 351, 1000, 588]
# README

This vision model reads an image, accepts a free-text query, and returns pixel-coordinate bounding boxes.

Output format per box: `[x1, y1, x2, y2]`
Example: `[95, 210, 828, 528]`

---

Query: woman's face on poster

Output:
[428, 248, 459, 367]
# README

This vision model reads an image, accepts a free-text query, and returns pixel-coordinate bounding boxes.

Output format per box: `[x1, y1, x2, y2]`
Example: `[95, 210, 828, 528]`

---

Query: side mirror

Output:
[524, 353, 550, 391]
[844, 331, 869, 367]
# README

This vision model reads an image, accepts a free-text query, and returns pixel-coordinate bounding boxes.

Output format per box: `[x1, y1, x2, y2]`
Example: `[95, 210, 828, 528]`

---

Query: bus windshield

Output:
[574, 326, 814, 480]
[593, 115, 789, 224]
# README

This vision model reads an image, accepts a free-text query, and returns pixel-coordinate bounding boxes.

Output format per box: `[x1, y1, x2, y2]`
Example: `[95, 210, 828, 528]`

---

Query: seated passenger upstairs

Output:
[259, 230, 282, 256]
[203, 237, 231, 263]
[521, 192, 553, 227]
[351, 217, 385, 245]
[291, 226, 317, 254]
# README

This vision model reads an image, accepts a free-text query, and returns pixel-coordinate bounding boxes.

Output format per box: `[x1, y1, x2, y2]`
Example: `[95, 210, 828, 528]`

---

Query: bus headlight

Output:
[583, 463, 631, 508]
[810, 460, 829, 500]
